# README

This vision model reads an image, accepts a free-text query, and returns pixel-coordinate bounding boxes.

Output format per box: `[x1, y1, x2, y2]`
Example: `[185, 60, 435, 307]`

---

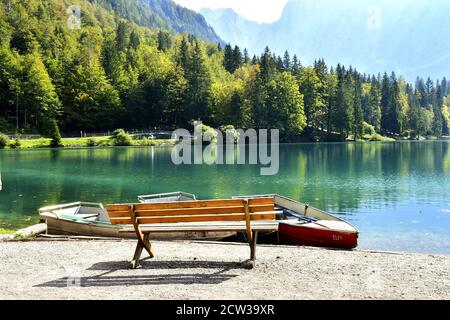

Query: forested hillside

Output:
[0, 0, 449, 140]
[96, 0, 223, 44]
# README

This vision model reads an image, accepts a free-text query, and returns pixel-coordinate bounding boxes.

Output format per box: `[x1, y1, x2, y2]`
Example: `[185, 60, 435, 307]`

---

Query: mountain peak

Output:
[98, 0, 224, 44]
[202, 1, 450, 80]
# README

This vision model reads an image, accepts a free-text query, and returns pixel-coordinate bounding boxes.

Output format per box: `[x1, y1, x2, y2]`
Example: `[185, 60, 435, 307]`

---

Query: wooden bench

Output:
[106, 198, 279, 269]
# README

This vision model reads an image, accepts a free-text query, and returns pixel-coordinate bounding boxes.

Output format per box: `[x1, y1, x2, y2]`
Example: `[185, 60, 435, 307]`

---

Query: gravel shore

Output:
[0, 239, 449, 300]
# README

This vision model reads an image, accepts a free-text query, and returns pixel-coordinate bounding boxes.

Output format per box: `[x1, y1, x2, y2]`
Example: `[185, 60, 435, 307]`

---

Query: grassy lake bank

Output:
[1, 134, 445, 150]
[0, 136, 176, 149]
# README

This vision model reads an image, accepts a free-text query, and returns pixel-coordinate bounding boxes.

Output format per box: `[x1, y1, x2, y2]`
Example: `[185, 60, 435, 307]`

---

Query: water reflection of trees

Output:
[284, 142, 449, 214]
[0, 142, 448, 227]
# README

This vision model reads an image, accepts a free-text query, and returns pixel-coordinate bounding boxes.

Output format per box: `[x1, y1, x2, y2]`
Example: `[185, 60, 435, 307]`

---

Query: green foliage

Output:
[0, 229, 16, 235]
[0, 0, 447, 143]
[157, 30, 172, 52]
[0, 133, 10, 149]
[10, 137, 22, 149]
[87, 138, 99, 147]
[110, 129, 132, 146]
[49, 121, 63, 148]
[95, 0, 222, 43]
[196, 123, 218, 143]
[268, 72, 306, 136]
[223, 44, 242, 73]
[363, 122, 376, 136]
[298, 66, 324, 128]
[219, 125, 240, 142]
[22, 52, 62, 131]
[143, 0, 222, 43]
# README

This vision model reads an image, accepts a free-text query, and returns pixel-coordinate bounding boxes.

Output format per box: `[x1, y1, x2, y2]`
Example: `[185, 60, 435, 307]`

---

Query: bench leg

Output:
[130, 241, 144, 269]
[250, 231, 258, 261]
[142, 233, 155, 258]
[244, 231, 258, 269]
[130, 234, 154, 269]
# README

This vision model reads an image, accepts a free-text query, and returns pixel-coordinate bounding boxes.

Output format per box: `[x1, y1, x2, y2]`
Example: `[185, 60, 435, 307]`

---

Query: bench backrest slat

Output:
[106, 204, 133, 225]
[106, 198, 276, 226]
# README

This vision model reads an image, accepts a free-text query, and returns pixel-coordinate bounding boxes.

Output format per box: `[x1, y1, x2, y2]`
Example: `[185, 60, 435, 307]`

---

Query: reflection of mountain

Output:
[201, 0, 450, 80]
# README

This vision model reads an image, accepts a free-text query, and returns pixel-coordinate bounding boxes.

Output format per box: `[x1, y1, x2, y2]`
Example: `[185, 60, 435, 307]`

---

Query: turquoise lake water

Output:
[0, 141, 449, 254]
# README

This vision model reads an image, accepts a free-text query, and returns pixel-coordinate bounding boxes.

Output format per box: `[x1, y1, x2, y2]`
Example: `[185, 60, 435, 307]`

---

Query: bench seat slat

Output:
[119, 221, 279, 233]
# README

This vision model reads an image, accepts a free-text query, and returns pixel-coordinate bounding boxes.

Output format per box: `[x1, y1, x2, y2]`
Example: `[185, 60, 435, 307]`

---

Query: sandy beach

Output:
[0, 238, 449, 300]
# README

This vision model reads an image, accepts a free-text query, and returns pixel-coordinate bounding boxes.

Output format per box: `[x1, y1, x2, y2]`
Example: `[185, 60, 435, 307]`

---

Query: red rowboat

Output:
[275, 195, 359, 249]
[278, 220, 358, 249]
[232, 195, 359, 249]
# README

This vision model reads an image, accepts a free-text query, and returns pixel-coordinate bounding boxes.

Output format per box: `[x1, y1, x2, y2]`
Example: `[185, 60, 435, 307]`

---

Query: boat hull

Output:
[278, 221, 358, 249]
[42, 215, 235, 240]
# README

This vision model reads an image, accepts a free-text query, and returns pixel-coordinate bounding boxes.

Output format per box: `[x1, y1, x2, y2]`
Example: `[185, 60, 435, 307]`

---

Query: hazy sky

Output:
[172, 0, 290, 23]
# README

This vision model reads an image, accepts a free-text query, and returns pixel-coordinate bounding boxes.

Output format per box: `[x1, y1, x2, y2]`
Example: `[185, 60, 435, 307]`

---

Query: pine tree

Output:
[353, 76, 364, 139]
[177, 36, 190, 75]
[441, 77, 448, 96]
[433, 84, 444, 137]
[389, 77, 403, 134]
[283, 50, 291, 71]
[116, 21, 129, 52]
[260, 46, 276, 84]
[325, 68, 338, 137]
[381, 73, 391, 132]
[425, 77, 435, 107]
[129, 30, 140, 51]
[223, 43, 234, 73]
[344, 71, 355, 136]
[276, 56, 284, 71]
[313, 59, 329, 130]
[49, 120, 63, 148]
[232, 45, 242, 71]
[157, 30, 172, 52]
[291, 54, 301, 74]
[243, 48, 250, 64]
[334, 64, 347, 135]
[369, 76, 382, 131]
[187, 40, 211, 120]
